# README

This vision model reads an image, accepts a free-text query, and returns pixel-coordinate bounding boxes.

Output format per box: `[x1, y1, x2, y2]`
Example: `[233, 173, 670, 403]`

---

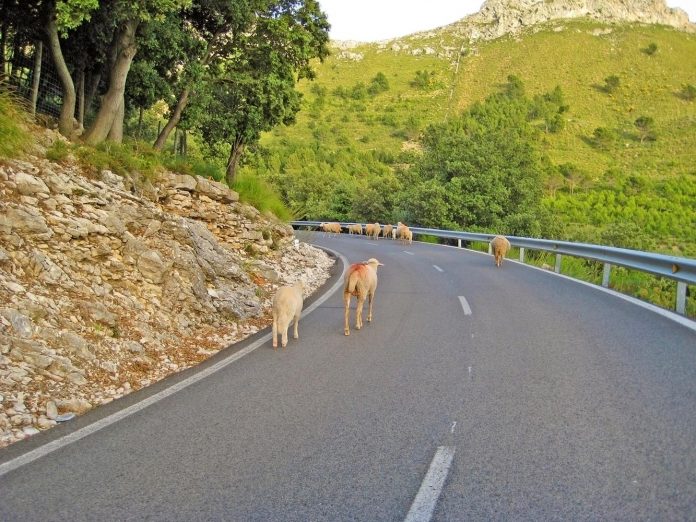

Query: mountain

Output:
[253, 0, 696, 256]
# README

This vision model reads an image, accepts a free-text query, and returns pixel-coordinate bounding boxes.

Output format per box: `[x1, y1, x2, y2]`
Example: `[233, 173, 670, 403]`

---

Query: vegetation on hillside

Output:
[251, 20, 696, 258]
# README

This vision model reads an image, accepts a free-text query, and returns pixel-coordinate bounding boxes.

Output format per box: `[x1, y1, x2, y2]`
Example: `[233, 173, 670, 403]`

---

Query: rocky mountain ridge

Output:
[0, 130, 334, 448]
[336, 0, 693, 54]
[447, 0, 694, 42]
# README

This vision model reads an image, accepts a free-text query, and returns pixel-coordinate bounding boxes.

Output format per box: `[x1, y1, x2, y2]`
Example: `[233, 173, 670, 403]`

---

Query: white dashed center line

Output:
[403, 251, 415, 256]
[404, 446, 456, 522]
[432, 265, 443, 272]
[458, 296, 472, 316]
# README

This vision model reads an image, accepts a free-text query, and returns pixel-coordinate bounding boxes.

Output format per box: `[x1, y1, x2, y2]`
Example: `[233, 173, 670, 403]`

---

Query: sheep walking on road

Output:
[320, 222, 341, 237]
[383, 224, 393, 240]
[397, 222, 412, 245]
[365, 222, 381, 240]
[272, 282, 304, 349]
[349, 223, 363, 235]
[343, 258, 383, 336]
[490, 235, 511, 267]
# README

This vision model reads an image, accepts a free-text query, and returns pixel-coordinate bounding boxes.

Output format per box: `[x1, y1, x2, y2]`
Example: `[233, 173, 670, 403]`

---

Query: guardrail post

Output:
[676, 282, 687, 315]
[519, 247, 525, 262]
[457, 239, 462, 248]
[555, 254, 562, 274]
[602, 263, 611, 288]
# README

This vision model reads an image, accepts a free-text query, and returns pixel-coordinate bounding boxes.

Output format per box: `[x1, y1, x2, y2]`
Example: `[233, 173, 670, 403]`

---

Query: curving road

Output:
[1, 233, 695, 521]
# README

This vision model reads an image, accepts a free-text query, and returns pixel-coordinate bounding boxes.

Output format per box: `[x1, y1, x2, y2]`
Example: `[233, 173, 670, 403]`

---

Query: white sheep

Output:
[349, 223, 363, 235]
[397, 222, 412, 245]
[343, 258, 383, 336]
[490, 235, 511, 267]
[383, 224, 393, 239]
[272, 281, 304, 349]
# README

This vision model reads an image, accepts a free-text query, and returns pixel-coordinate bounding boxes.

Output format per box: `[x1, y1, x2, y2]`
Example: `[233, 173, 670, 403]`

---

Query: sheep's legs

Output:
[293, 313, 300, 339]
[344, 292, 351, 336]
[367, 292, 374, 322]
[355, 295, 365, 330]
[281, 321, 289, 348]
[272, 317, 278, 349]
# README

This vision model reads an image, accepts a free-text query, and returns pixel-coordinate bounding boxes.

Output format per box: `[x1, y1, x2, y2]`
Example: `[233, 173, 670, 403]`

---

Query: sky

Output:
[318, 0, 696, 42]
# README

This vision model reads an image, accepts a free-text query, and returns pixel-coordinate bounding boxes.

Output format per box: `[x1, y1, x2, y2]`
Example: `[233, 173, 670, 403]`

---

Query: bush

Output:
[232, 171, 291, 220]
[0, 89, 31, 159]
[603, 75, 620, 93]
[642, 42, 658, 56]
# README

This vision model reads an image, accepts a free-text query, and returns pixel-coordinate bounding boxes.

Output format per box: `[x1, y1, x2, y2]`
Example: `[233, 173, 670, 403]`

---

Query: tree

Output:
[153, 0, 330, 152]
[83, 0, 191, 145]
[408, 82, 547, 236]
[634, 115, 656, 144]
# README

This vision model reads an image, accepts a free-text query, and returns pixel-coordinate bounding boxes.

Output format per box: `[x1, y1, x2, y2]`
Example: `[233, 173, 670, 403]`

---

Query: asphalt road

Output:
[1, 233, 695, 521]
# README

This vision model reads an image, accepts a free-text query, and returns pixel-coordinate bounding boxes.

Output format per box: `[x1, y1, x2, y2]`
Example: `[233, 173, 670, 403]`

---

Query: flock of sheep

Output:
[321, 221, 413, 244]
[271, 223, 512, 349]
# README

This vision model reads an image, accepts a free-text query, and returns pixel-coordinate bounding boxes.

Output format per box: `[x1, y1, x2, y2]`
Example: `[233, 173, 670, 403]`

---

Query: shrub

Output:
[0, 89, 31, 159]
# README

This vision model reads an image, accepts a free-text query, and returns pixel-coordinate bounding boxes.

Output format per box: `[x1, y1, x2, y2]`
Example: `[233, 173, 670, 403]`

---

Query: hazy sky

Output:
[318, 0, 696, 41]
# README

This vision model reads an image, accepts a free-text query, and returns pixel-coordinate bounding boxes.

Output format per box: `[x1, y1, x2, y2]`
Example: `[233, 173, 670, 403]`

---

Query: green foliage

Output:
[591, 126, 618, 149]
[403, 80, 548, 236]
[46, 140, 71, 162]
[367, 72, 390, 96]
[410, 70, 437, 90]
[678, 83, 696, 101]
[232, 171, 291, 220]
[0, 90, 31, 159]
[603, 74, 621, 93]
[634, 115, 656, 143]
[642, 42, 658, 56]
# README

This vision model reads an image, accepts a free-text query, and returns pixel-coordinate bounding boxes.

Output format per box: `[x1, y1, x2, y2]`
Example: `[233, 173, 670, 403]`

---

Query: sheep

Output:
[397, 222, 412, 245]
[349, 223, 363, 235]
[272, 281, 304, 349]
[343, 258, 383, 336]
[365, 223, 377, 238]
[391, 227, 397, 240]
[383, 224, 393, 239]
[370, 222, 381, 240]
[490, 235, 511, 267]
[320, 222, 341, 237]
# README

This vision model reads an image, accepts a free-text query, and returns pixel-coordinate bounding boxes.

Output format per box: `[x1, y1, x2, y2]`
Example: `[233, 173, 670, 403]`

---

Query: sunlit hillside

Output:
[255, 18, 696, 256]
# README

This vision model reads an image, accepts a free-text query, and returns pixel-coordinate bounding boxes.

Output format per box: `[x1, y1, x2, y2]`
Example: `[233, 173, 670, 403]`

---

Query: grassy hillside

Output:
[253, 19, 696, 255]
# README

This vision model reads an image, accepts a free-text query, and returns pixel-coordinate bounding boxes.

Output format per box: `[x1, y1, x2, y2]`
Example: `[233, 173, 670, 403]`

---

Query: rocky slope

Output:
[449, 0, 694, 41]
[0, 131, 334, 448]
[345, 0, 695, 56]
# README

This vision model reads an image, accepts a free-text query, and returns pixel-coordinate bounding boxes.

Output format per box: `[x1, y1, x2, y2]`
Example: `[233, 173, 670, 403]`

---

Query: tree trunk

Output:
[153, 33, 221, 151]
[77, 65, 85, 130]
[83, 19, 138, 145]
[30, 41, 43, 117]
[1, 21, 7, 77]
[137, 106, 143, 137]
[46, 18, 76, 138]
[84, 69, 101, 118]
[153, 87, 189, 151]
[225, 138, 245, 186]
[106, 96, 124, 142]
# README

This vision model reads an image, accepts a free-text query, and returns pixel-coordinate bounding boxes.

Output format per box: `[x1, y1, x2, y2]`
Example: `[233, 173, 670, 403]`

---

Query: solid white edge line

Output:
[418, 242, 696, 333]
[0, 246, 349, 479]
[404, 446, 456, 522]
[458, 296, 472, 316]
[433, 265, 444, 272]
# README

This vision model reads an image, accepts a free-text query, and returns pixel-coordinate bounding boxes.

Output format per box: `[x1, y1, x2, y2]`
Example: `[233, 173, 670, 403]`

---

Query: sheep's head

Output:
[366, 258, 384, 269]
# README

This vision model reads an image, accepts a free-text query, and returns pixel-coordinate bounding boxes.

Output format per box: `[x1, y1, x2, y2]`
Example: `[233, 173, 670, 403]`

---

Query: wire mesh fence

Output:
[2, 40, 64, 121]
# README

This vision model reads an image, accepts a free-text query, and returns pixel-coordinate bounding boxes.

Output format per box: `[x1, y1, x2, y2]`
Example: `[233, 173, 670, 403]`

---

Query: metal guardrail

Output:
[291, 221, 696, 316]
